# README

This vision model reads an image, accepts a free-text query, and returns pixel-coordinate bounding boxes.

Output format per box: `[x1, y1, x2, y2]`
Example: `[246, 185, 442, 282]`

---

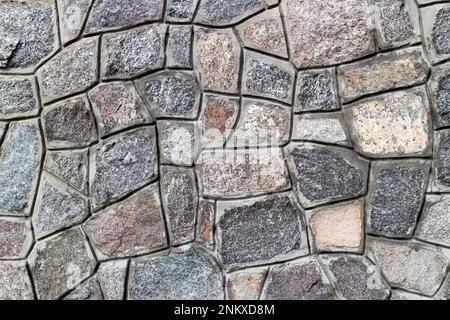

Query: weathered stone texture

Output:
[197, 198, 215, 249]
[0, 261, 34, 300]
[195, 0, 265, 26]
[166, 0, 198, 22]
[158, 121, 196, 166]
[431, 130, 450, 191]
[98, 260, 128, 300]
[0, 76, 39, 119]
[57, 0, 93, 44]
[167, 26, 192, 68]
[0, 218, 32, 259]
[415, 196, 450, 247]
[64, 278, 103, 300]
[227, 268, 267, 300]
[427, 62, 450, 128]
[422, 4, 450, 64]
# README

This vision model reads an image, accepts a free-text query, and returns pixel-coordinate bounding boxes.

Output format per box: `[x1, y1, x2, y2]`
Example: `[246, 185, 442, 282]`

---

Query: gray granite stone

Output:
[64, 277, 103, 300]
[422, 4, 450, 64]
[0, 261, 34, 300]
[167, 26, 192, 68]
[98, 260, 128, 300]
[57, 0, 93, 44]
[166, 0, 198, 22]
[415, 195, 450, 247]
[0, 76, 39, 119]
[429, 130, 450, 192]
[195, 0, 265, 26]
[158, 121, 197, 166]
[0, 217, 33, 259]
[427, 62, 450, 128]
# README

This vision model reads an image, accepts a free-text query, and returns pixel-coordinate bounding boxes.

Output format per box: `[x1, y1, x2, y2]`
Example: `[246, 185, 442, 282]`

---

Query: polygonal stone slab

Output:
[166, 0, 198, 22]
[90, 126, 158, 209]
[343, 87, 432, 158]
[57, 0, 93, 44]
[28, 227, 97, 300]
[0, 217, 33, 259]
[0, 120, 42, 216]
[136, 70, 200, 119]
[366, 160, 429, 238]
[416, 195, 450, 247]
[242, 50, 295, 103]
[167, 26, 192, 68]
[305, 199, 364, 253]
[160, 166, 197, 246]
[84, 0, 163, 34]
[64, 277, 103, 300]
[84, 183, 167, 260]
[97, 259, 128, 300]
[197, 198, 215, 249]
[195, 0, 265, 26]
[0, 261, 34, 300]
[88, 82, 153, 138]
[0, 76, 40, 120]
[128, 246, 224, 300]
[421, 3, 450, 64]
[427, 62, 450, 128]
[226, 267, 268, 300]
[338, 47, 430, 103]
[430, 130, 450, 192]
[0, 0, 59, 73]
[216, 193, 308, 269]
[367, 237, 448, 296]
[42, 95, 97, 149]
[101, 24, 166, 80]
[37, 37, 99, 104]
[284, 143, 368, 208]
[157, 121, 197, 166]
[281, 0, 375, 68]
[193, 27, 240, 94]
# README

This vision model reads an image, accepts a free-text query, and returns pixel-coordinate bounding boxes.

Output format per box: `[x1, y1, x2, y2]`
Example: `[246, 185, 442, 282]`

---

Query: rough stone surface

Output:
[217, 194, 308, 268]
[282, 0, 375, 68]
[158, 121, 196, 166]
[57, 0, 93, 44]
[430, 130, 450, 191]
[415, 195, 450, 247]
[427, 62, 450, 128]
[422, 4, 450, 64]
[366, 161, 429, 238]
[197, 198, 215, 249]
[91, 127, 158, 209]
[195, 0, 265, 26]
[97, 260, 128, 300]
[64, 277, 103, 300]
[0, 120, 42, 216]
[0, 261, 34, 300]
[0, 218, 32, 259]
[28, 227, 96, 300]
[37, 37, 98, 103]
[101, 25, 166, 80]
[160, 167, 197, 245]
[128, 246, 223, 300]
[167, 26, 192, 68]
[227, 268, 267, 300]
[136, 71, 200, 119]
[0, 76, 39, 119]
[166, 0, 197, 22]
[344, 88, 432, 158]
[89, 82, 153, 137]
[284, 143, 368, 208]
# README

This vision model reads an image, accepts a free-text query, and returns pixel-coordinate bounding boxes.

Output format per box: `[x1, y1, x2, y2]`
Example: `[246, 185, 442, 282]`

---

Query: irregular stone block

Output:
[89, 82, 153, 138]
[64, 277, 103, 300]
[166, 0, 198, 22]
[197, 198, 215, 249]
[292, 113, 351, 147]
[344, 88, 432, 158]
[366, 161, 429, 238]
[0, 76, 39, 119]
[338, 47, 430, 103]
[430, 130, 450, 191]
[57, 0, 93, 44]
[227, 268, 267, 300]
[217, 193, 308, 268]
[0, 261, 34, 300]
[320, 255, 390, 300]
[160, 167, 197, 245]
[85, 184, 166, 259]
[0, 120, 42, 216]
[85, 0, 163, 34]
[282, 0, 375, 68]
[194, 28, 240, 93]
[167, 26, 192, 68]
[242, 50, 295, 103]
[0, 218, 32, 259]
[367, 237, 448, 296]
[199, 148, 290, 198]
[0, 0, 58, 72]
[90, 126, 158, 209]
[236, 8, 288, 58]
[416, 195, 450, 247]
[98, 260, 128, 300]
[284, 143, 368, 208]
[195, 0, 265, 26]
[295, 68, 339, 112]
[229, 98, 290, 147]
[372, 0, 420, 50]
[158, 121, 197, 166]
[306, 200, 363, 253]
[28, 227, 96, 300]
[128, 246, 223, 300]
[427, 62, 450, 128]
[37, 37, 98, 103]
[42, 95, 97, 149]
[136, 70, 200, 119]
[261, 259, 335, 300]
[421, 4, 450, 64]
[101, 25, 166, 80]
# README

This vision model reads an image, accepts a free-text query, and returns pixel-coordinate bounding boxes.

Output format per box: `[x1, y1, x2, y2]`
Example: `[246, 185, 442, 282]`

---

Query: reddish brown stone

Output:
[0, 218, 32, 259]
[197, 198, 214, 248]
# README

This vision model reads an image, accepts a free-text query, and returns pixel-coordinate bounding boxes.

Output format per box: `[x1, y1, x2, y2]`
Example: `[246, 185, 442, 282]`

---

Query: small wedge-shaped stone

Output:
[128, 246, 223, 300]
[84, 0, 163, 34]
[227, 268, 268, 300]
[38, 37, 98, 103]
[338, 47, 430, 102]
[167, 26, 192, 68]
[421, 4, 450, 64]
[197, 199, 215, 249]
[91, 127, 158, 209]
[64, 277, 103, 300]
[33, 174, 89, 239]
[84, 184, 166, 259]
[97, 260, 128, 300]
[427, 62, 450, 128]
[28, 227, 96, 300]
[199, 148, 290, 198]
[57, 0, 93, 44]
[0, 120, 42, 216]
[236, 8, 288, 58]
[0, 261, 34, 300]
[195, 0, 265, 26]
[416, 195, 450, 247]
[194, 28, 240, 93]
[367, 237, 448, 296]
[0, 218, 32, 259]
[0, 76, 39, 119]
[101, 25, 166, 80]
[158, 121, 197, 166]
[344, 88, 432, 157]
[217, 193, 308, 268]
[284, 143, 368, 208]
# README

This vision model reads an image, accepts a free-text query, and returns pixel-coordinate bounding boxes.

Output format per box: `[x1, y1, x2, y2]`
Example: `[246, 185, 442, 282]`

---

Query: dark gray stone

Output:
[435, 131, 450, 189]
[431, 6, 450, 56]
[166, 0, 198, 22]
[0, 76, 39, 119]
[195, 0, 265, 26]
[428, 62, 450, 128]
[167, 26, 192, 68]
[128, 246, 223, 300]
[64, 278, 103, 300]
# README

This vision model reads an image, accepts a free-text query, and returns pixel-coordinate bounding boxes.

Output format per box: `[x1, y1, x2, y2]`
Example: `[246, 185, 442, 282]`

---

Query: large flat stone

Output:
[421, 4, 450, 64]
[427, 62, 450, 128]
[0, 261, 34, 300]
[0, 218, 32, 259]
[195, 0, 265, 26]
[416, 195, 450, 247]
[0, 76, 39, 119]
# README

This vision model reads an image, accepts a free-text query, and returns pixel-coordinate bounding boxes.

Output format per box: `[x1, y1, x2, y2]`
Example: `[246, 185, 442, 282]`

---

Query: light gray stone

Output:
[157, 121, 197, 166]
[0, 261, 34, 300]
[0, 217, 33, 259]
[57, 0, 93, 44]
[98, 260, 128, 300]
[64, 277, 103, 300]
[415, 195, 450, 247]
[0, 76, 39, 119]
